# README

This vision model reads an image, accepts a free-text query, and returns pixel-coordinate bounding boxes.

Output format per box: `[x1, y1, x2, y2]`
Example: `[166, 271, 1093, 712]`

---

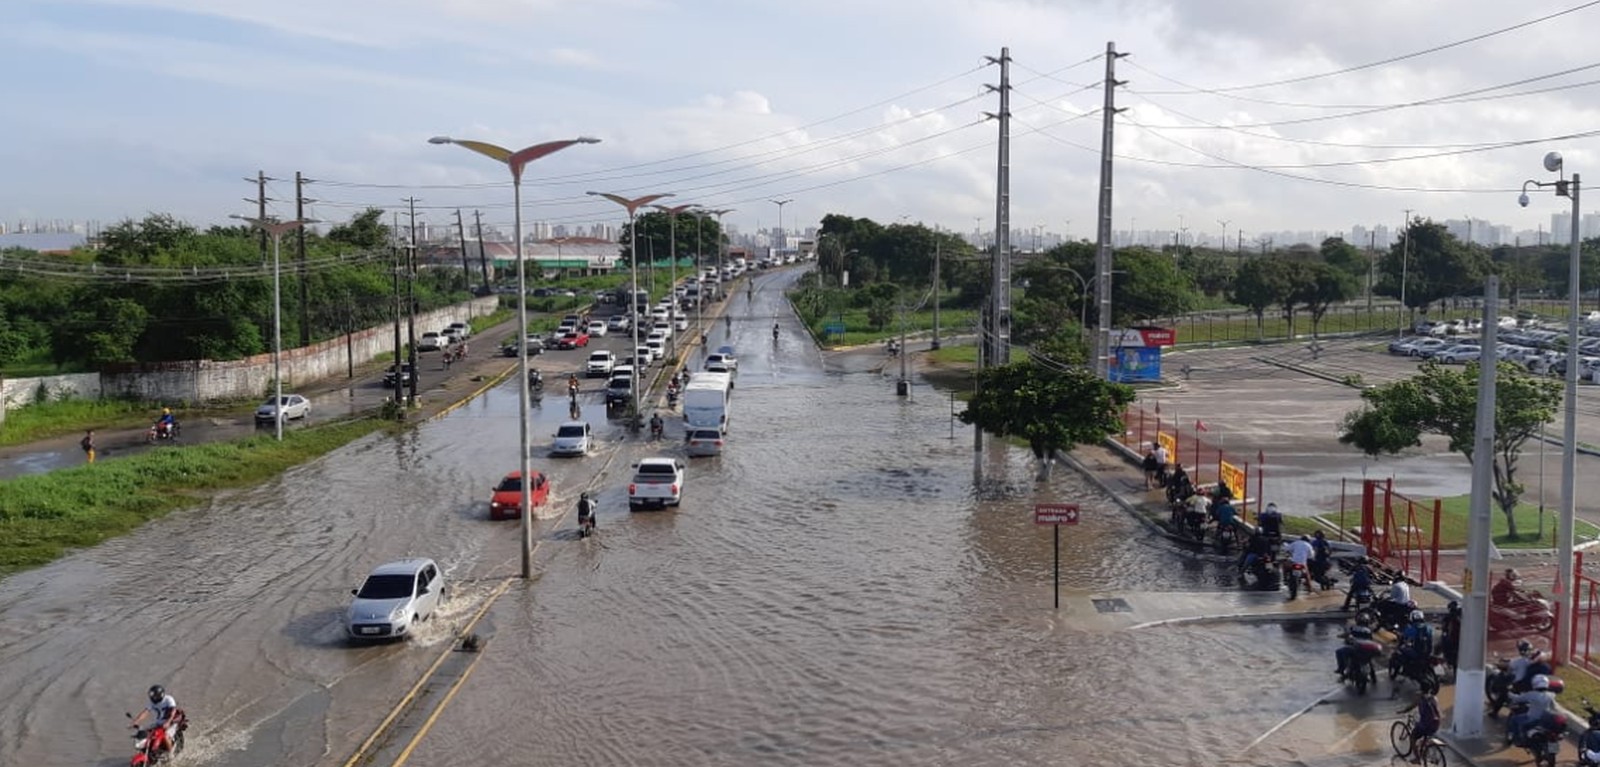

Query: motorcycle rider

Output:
[1438, 601, 1463, 673]
[1334, 613, 1378, 678]
[567, 374, 580, 399]
[130, 684, 180, 754]
[576, 491, 596, 531]
[1493, 568, 1525, 606]
[1397, 690, 1442, 763]
[1282, 535, 1315, 596]
[1342, 558, 1374, 611]
[1257, 502, 1284, 540]
[649, 412, 664, 439]
[1309, 530, 1333, 587]
[1165, 463, 1194, 505]
[1508, 674, 1557, 746]
[1394, 610, 1434, 679]
[773, 322, 780, 340]
[1209, 495, 1238, 538]
[1510, 640, 1554, 690]
[155, 407, 177, 438]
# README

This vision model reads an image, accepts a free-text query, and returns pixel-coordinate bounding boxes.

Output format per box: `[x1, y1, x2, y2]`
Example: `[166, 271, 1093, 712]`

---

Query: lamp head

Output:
[575, 137, 602, 145]
[428, 136, 454, 145]
[1544, 151, 1564, 173]
[1519, 192, 1531, 208]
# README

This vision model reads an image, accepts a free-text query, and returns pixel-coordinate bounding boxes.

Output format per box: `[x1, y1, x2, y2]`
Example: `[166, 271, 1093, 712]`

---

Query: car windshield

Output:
[557, 425, 586, 438]
[496, 476, 523, 492]
[264, 396, 290, 406]
[356, 574, 414, 600]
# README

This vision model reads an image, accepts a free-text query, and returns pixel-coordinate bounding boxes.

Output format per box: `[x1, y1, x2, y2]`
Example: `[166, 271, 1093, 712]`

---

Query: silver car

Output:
[255, 394, 311, 423]
[685, 427, 725, 457]
[346, 558, 444, 641]
[551, 421, 592, 457]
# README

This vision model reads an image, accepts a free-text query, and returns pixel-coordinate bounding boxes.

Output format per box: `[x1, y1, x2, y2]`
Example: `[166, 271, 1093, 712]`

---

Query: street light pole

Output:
[232, 215, 309, 441]
[431, 135, 600, 579]
[590, 192, 675, 428]
[1217, 219, 1229, 252]
[770, 199, 792, 259]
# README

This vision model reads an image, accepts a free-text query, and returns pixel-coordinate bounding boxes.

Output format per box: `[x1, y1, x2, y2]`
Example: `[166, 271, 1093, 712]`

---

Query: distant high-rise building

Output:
[1583, 212, 1600, 240]
[1374, 224, 1393, 246]
[1553, 211, 1573, 245]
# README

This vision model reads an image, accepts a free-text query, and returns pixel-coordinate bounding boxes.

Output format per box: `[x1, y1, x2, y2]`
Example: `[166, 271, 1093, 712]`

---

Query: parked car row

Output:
[1391, 316, 1600, 382]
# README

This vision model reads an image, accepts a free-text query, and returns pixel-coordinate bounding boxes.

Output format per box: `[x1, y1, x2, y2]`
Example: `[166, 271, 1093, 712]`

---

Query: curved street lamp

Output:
[231, 215, 313, 441]
[588, 192, 675, 428]
[430, 134, 600, 579]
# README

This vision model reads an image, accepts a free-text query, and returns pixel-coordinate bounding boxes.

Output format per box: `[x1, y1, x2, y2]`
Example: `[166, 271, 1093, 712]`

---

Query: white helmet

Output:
[1533, 674, 1550, 691]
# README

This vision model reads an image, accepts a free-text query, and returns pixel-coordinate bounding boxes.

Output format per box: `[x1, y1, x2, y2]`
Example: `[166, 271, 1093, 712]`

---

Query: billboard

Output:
[1109, 346, 1162, 382]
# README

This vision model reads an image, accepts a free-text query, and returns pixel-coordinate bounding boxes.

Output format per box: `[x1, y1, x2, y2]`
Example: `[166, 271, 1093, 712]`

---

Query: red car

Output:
[556, 331, 590, 349]
[489, 470, 550, 519]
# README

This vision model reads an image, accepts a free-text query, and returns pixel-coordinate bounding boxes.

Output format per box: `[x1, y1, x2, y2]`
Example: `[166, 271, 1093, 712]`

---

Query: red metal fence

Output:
[1569, 552, 1600, 673]
[1117, 404, 1263, 520]
[1357, 479, 1442, 583]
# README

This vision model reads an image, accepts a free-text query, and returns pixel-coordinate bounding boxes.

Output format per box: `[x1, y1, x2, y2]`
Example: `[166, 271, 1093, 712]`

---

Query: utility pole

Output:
[984, 46, 1012, 368]
[931, 236, 942, 351]
[473, 210, 491, 290]
[1400, 209, 1413, 338]
[391, 214, 404, 407]
[253, 171, 268, 264]
[1367, 230, 1376, 312]
[1454, 274, 1499, 738]
[404, 198, 421, 403]
[1237, 229, 1244, 254]
[455, 209, 472, 296]
[296, 172, 312, 348]
[1217, 220, 1229, 253]
[1093, 41, 1127, 379]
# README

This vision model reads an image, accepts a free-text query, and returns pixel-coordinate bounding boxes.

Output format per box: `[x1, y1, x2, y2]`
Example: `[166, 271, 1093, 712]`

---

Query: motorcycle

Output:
[1338, 639, 1382, 696]
[1387, 651, 1442, 695]
[1490, 592, 1556, 633]
[126, 709, 187, 766]
[1284, 561, 1312, 599]
[1578, 698, 1600, 766]
[1242, 552, 1281, 591]
[577, 509, 596, 539]
[528, 369, 543, 390]
[666, 389, 679, 409]
[649, 419, 664, 440]
[1508, 703, 1567, 767]
[146, 421, 180, 444]
[1486, 657, 1515, 717]
[1213, 521, 1237, 553]
[886, 341, 900, 357]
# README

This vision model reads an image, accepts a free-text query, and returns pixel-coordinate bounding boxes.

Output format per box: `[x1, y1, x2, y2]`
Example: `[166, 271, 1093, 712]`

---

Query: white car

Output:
[673, 315, 689, 331]
[346, 558, 444, 641]
[551, 421, 592, 457]
[635, 346, 655, 365]
[586, 321, 608, 338]
[645, 338, 666, 360]
[445, 322, 472, 340]
[256, 394, 312, 423]
[418, 331, 446, 352]
[652, 322, 673, 341]
[586, 350, 616, 378]
[1407, 338, 1448, 357]
[650, 307, 670, 322]
[705, 352, 737, 371]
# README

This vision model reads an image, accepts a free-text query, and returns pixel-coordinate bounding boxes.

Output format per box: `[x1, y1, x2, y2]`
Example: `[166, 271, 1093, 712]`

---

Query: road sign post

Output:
[1035, 503, 1080, 609]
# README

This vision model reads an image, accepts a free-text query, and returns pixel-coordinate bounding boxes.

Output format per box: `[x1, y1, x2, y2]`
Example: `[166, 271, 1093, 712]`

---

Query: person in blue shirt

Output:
[1399, 690, 1441, 762]
[1210, 497, 1237, 530]
[1342, 559, 1374, 611]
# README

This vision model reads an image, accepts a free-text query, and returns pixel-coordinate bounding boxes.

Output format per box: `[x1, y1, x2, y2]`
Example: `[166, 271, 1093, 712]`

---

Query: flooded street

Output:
[0, 269, 1398, 766]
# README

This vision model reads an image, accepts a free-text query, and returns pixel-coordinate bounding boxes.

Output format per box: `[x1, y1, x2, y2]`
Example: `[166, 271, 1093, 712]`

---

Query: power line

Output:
[1133, 1, 1600, 95]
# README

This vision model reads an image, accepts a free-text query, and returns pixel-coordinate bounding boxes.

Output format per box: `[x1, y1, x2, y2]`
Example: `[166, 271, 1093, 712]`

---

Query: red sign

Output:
[1135, 327, 1175, 347]
[1034, 503, 1080, 525]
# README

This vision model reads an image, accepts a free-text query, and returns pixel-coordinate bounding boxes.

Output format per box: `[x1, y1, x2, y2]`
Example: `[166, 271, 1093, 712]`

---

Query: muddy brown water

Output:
[0, 270, 1399, 766]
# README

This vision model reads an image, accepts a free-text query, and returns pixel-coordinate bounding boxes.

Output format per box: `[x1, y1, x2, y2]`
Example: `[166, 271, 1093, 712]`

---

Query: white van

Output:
[683, 371, 733, 430]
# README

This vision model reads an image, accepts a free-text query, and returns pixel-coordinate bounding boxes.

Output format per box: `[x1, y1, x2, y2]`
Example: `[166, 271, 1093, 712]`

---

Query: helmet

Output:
[1447, 600, 1460, 613]
[1506, 568, 1521, 580]
[162, 407, 171, 416]
[1410, 609, 1425, 623]
[1518, 639, 1534, 656]
[580, 491, 590, 500]
[1355, 613, 1373, 627]
[1533, 674, 1550, 691]
[148, 685, 165, 703]
[1300, 535, 1310, 542]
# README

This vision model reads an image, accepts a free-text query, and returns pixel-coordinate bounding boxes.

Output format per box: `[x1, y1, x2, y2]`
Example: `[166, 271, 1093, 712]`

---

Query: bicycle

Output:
[1390, 712, 1448, 766]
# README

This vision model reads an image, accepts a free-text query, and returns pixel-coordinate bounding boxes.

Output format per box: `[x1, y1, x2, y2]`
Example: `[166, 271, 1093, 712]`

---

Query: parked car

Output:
[551, 421, 592, 457]
[685, 427, 725, 457]
[1407, 338, 1448, 357]
[489, 469, 550, 519]
[346, 558, 444, 641]
[255, 394, 311, 423]
[1437, 345, 1481, 364]
[383, 362, 416, 388]
[1388, 338, 1422, 355]
[418, 331, 446, 352]
[555, 331, 591, 349]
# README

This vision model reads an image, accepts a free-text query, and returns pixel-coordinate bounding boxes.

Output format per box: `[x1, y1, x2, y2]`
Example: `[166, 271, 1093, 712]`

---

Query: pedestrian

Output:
[1153, 443, 1170, 487]
[80, 429, 96, 464]
[1141, 446, 1159, 489]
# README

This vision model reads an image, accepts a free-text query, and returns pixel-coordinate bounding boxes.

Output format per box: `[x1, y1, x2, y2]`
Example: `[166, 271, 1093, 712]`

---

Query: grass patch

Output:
[467, 308, 512, 335]
[1314, 494, 1600, 549]
[0, 398, 158, 448]
[1557, 667, 1600, 710]
[0, 349, 90, 378]
[0, 419, 385, 577]
[808, 305, 979, 347]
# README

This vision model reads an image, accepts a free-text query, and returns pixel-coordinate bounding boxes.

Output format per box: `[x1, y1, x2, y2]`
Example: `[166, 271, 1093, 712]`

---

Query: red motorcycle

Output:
[146, 421, 180, 444]
[126, 709, 187, 766]
[1490, 591, 1555, 633]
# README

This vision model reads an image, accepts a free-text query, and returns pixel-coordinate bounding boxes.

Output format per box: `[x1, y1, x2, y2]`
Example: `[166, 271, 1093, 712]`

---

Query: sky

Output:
[5, 0, 1600, 245]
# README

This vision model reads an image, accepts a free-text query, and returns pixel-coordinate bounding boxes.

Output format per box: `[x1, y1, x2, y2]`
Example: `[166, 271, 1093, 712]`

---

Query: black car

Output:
[383, 362, 416, 387]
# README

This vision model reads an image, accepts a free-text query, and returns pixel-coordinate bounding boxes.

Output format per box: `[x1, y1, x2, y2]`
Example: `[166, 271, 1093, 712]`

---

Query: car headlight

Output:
[391, 605, 410, 621]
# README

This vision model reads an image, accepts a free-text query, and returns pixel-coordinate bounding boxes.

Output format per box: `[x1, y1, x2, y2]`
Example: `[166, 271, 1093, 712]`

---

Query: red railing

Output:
[1570, 552, 1599, 673]
[1357, 479, 1441, 583]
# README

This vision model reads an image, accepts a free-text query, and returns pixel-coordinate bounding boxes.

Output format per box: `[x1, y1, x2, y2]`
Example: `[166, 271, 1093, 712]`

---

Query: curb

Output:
[428, 361, 518, 422]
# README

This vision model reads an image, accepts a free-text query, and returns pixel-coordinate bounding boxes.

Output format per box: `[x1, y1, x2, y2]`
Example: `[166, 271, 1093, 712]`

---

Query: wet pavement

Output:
[0, 278, 1562, 767]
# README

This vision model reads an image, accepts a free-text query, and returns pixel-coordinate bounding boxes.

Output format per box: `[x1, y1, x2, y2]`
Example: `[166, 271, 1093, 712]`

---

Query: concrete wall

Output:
[2, 296, 498, 409]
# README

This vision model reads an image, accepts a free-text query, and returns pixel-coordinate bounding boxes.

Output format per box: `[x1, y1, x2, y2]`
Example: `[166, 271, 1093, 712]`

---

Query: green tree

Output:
[959, 362, 1135, 476]
[1111, 247, 1198, 324]
[1177, 250, 1234, 297]
[326, 208, 391, 250]
[1231, 259, 1289, 340]
[1298, 261, 1360, 337]
[1375, 218, 1489, 313]
[1338, 361, 1559, 538]
[52, 296, 149, 366]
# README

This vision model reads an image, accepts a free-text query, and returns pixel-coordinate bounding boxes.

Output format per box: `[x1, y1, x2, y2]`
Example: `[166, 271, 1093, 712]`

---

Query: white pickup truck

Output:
[628, 457, 684, 510]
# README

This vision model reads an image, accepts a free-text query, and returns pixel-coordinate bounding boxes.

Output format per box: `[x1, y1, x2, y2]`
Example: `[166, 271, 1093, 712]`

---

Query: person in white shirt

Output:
[1283, 535, 1315, 595]
[1152, 444, 1170, 486]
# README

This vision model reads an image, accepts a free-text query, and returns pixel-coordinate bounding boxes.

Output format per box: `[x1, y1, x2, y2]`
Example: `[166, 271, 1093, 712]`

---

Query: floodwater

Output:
[0, 268, 1398, 767]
